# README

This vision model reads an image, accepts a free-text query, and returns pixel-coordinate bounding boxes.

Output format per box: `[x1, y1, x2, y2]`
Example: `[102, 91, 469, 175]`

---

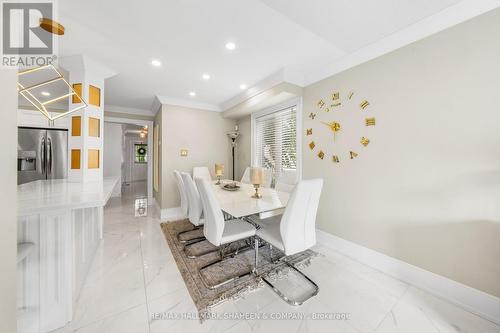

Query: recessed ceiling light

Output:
[189, 91, 196, 97]
[225, 42, 236, 50]
[151, 59, 162, 67]
[202, 74, 210, 80]
[41, 91, 51, 96]
[240, 84, 247, 90]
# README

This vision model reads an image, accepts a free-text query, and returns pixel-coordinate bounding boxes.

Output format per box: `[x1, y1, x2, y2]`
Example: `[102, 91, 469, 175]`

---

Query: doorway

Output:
[103, 116, 154, 203]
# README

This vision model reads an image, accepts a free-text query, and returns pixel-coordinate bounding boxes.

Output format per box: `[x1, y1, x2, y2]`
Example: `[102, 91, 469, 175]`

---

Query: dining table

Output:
[211, 180, 289, 219]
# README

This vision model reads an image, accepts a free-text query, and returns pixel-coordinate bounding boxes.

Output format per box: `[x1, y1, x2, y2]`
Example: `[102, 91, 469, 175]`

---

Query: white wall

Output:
[302, 9, 500, 298]
[236, 116, 251, 181]
[103, 122, 123, 197]
[0, 69, 18, 332]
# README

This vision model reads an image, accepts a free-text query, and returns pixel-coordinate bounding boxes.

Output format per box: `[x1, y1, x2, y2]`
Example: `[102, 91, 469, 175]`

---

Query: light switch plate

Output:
[180, 149, 188, 157]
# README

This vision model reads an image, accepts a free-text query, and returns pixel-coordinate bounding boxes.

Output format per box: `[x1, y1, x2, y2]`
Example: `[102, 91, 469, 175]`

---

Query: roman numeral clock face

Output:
[306, 91, 376, 164]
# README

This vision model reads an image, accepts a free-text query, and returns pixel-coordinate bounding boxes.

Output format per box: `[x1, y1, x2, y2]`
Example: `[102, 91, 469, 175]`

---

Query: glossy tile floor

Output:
[53, 181, 500, 333]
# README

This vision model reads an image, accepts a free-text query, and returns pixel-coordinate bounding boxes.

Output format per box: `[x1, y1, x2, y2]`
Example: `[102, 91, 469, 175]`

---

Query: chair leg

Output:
[261, 259, 319, 306]
[183, 237, 219, 259]
[198, 240, 257, 290]
[177, 225, 203, 243]
[253, 237, 259, 274]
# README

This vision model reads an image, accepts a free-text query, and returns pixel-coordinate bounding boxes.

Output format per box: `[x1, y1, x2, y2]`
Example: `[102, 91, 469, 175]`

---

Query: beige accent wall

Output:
[161, 104, 236, 209]
[303, 9, 500, 297]
[0, 69, 18, 332]
[236, 115, 252, 181]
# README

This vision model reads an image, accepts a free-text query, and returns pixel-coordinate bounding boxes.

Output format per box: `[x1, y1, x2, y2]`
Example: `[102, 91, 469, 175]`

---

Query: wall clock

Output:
[306, 91, 376, 163]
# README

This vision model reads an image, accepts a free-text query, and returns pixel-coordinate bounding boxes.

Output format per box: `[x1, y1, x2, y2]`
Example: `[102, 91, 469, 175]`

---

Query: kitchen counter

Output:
[18, 176, 119, 215]
[17, 176, 119, 333]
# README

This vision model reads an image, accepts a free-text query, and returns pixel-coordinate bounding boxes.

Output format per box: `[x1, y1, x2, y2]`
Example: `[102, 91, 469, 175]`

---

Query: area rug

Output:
[160, 219, 317, 316]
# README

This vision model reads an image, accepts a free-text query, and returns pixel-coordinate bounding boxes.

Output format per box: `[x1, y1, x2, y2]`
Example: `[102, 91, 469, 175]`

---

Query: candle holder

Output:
[252, 184, 262, 198]
[250, 167, 264, 199]
[215, 163, 224, 185]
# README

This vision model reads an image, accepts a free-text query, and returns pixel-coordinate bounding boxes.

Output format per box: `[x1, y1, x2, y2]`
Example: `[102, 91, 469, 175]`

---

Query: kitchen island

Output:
[17, 177, 119, 333]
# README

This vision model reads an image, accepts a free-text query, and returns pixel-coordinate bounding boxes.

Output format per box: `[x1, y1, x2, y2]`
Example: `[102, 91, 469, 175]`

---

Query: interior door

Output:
[18, 127, 46, 185]
[46, 129, 68, 180]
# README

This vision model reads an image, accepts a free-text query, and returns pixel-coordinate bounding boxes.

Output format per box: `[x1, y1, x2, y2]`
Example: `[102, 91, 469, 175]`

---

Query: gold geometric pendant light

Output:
[17, 64, 87, 121]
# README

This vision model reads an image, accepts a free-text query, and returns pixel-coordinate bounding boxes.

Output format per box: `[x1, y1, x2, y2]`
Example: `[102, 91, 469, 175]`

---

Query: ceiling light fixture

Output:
[151, 59, 162, 67]
[240, 84, 247, 90]
[39, 18, 65, 35]
[202, 74, 210, 80]
[17, 65, 87, 121]
[225, 42, 236, 50]
[41, 91, 51, 96]
[189, 91, 196, 97]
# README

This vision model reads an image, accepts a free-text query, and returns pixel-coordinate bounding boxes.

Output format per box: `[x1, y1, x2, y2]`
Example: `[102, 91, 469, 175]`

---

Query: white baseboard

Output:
[316, 229, 500, 325]
[110, 177, 122, 198]
[159, 206, 186, 221]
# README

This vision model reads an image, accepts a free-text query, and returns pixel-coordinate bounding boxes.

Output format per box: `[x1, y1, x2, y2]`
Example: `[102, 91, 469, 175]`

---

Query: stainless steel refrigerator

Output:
[18, 127, 68, 185]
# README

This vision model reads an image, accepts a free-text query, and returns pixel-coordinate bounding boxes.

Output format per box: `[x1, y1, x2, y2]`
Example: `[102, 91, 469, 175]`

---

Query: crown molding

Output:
[156, 95, 221, 112]
[223, 81, 302, 119]
[303, 0, 500, 86]
[220, 68, 305, 112]
[104, 104, 155, 116]
[151, 96, 162, 115]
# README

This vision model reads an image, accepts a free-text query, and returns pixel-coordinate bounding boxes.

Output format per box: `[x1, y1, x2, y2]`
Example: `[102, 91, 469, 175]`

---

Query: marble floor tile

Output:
[221, 320, 253, 333]
[73, 304, 149, 333]
[375, 287, 500, 333]
[338, 256, 410, 299]
[69, 254, 147, 329]
[314, 267, 400, 333]
[233, 286, 280, 314]
[147, 288, 199, 332]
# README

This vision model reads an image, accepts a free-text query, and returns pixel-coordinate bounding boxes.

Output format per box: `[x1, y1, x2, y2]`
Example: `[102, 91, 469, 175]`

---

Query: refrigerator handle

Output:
[41, 137, 46, 174]
[47, 137, 52, 175]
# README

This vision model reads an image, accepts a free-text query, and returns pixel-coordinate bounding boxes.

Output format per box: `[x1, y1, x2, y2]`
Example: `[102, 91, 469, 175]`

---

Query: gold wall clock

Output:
[306, 90, 376, 163]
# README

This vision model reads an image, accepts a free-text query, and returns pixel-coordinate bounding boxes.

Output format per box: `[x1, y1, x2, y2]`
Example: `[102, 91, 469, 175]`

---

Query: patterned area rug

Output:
[160, 219, 317, 315]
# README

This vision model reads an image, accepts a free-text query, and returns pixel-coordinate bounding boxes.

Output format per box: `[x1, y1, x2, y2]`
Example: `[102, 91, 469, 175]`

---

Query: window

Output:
[134, 144, 147, 163]
[254, 106, 297, 173]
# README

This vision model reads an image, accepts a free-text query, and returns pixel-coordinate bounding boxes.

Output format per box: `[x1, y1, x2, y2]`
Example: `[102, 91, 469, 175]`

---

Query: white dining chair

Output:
[174, 171, 193, 242]
[177, 172, 206, 247]
[173, 170, 188, 217]
[195, 177, 257, 289]
[253, 178, 323, 305]
[193, 166, 212, 181]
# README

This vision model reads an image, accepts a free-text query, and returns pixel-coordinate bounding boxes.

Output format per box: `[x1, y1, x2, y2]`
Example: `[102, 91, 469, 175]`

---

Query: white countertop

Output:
[18, 176, 119, 215]
[212, 181, 289, 218]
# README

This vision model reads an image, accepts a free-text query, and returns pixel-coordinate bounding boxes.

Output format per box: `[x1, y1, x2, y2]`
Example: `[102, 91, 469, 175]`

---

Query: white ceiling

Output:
[56, 0, 495, 113]
[261, 0, 460, 52]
